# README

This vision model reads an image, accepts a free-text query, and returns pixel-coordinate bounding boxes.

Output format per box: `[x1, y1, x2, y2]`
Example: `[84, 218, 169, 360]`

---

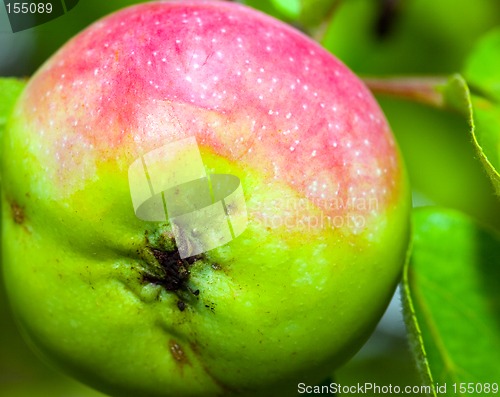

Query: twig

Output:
[363, 76, 449, 108]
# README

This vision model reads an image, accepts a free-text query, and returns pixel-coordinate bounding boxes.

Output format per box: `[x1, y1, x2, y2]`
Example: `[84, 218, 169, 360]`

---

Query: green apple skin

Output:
[1, 1, 410, 396]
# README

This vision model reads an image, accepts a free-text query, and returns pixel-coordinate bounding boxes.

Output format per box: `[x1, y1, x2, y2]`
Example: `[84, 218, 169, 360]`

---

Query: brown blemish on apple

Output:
[169, 340, 190, 366]
[10, 201, 25, 224]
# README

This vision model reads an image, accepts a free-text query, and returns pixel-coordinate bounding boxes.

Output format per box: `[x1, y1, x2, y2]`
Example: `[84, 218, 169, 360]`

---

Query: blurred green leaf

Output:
[402, 207, 500, 396]
[0, 78, 26, 135]
[323, 0, 500, 75]
[463, 29, 500, 102]
[240, 0, 293, 22]
[243, 0, 339, 31]
[270, 0, 300, 20]
[299, 0, 338, 29]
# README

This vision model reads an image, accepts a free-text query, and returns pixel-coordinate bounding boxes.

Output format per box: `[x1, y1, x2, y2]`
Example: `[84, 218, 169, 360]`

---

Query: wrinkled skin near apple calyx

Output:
[1, 1, 411, 396]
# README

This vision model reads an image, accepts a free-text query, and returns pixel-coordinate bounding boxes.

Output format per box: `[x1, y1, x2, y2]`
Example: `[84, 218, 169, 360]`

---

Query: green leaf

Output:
[402, 207, 500, 396]
[0, 78, 27, 136]
[364, 73, 500, 198]
[461, 28, 500, 196]
[468, 95, 500, 194]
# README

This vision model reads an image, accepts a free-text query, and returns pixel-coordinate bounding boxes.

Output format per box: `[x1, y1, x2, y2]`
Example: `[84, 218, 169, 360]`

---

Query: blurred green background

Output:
[2, 0, 500, 396]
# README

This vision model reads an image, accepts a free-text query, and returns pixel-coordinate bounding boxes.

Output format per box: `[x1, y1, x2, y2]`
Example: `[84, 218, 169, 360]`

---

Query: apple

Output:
[1, 1, 410, 396]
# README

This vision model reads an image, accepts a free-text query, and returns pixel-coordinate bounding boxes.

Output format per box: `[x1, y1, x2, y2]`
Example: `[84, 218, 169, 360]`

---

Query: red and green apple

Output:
[1, 1, 410, 396]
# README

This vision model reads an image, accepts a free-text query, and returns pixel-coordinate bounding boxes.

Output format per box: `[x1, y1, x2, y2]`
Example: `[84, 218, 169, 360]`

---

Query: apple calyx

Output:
[140, 228, 203, 311]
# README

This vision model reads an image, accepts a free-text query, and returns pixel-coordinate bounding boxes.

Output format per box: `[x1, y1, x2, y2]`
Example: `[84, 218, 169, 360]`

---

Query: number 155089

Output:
[5, 2, 53, 14]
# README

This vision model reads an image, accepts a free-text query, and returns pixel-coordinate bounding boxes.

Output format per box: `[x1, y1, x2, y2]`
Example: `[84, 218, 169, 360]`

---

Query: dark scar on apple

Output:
[142, 248, 201, 310]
